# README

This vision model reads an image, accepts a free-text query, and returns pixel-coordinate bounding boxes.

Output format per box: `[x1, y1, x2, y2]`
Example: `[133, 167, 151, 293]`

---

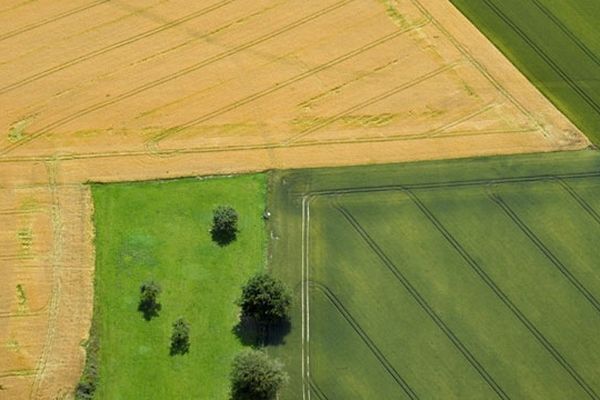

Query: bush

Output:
[230, 350, 288, 400]
[170, 318, 190, 355]
[211, 206, 238, 245]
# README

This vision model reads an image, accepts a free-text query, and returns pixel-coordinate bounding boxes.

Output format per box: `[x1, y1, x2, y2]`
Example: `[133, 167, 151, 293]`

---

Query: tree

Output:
[211, 205, 239, 245]
[230, 350, 288, 400]
[138, 281, 161, 320]
[238, 273, 291, 334]
[170, 318, 190, 355]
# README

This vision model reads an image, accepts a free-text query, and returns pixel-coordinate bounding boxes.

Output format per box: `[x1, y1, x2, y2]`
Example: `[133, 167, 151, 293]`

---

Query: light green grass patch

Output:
[91, 174, 267, 399]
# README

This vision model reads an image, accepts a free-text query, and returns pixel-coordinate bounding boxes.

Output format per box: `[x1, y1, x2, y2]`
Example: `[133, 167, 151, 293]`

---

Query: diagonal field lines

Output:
[404, 188, 599, 400]
[480, 0, 600, 117]
[529, 0, 600, 67]
[309, 377, 330, 400]
[0, 0, 356, 157]
[334, 201, 510, 400]
[0, 0, 237, 95]
[488, 190, 600, 314]
[310, 281, 420, 400]
[151, 19, 431, 145]
[0, 0, 111, 42]
[284, 61, 457, 144]
[556, 179, 600, 226]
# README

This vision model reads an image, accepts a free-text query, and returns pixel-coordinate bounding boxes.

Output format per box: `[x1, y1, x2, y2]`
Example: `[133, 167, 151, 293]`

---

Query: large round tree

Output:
[237, 273, 291, 329]
[210, 205, 238, 245]
[230, 350, 288, 400]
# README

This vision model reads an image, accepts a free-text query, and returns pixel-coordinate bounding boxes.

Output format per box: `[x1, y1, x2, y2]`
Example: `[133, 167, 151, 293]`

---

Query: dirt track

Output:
[0, 0, 587, 398]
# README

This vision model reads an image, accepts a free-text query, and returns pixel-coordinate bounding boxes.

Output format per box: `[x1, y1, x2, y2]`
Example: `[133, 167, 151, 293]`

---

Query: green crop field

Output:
[90, 174, 267, 399]
[269, 150, 600, 399]
[450, 0, 600, 144]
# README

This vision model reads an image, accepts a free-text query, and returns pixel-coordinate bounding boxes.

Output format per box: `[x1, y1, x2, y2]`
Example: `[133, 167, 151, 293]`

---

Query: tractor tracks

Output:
[334, 201, 510, 400]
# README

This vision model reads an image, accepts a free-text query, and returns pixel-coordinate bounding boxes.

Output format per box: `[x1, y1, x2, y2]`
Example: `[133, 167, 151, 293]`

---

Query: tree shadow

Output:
[137, 301, 161, 321]
[211, 228, 237, 246]
[232, 317, 291, 347]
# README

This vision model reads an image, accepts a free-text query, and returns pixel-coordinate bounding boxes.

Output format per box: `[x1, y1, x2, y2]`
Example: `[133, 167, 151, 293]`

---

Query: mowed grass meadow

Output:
[450, 0, 600, 144]
[270, 151, 600, 399]
[91, 174, 267, 399]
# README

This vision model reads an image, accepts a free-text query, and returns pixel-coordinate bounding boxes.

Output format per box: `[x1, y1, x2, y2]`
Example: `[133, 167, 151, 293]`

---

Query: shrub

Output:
[138, 281, 161, 320]
[230, 350, 288, 400]
[170, 318, 190, 355]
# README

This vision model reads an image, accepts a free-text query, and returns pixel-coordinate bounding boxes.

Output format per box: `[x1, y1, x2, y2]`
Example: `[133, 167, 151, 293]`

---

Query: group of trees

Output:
[136, 281, 190, 356]
[132, 206, 239, 354]
[230, 273, 292, 400]
[129, 206, 289, 398]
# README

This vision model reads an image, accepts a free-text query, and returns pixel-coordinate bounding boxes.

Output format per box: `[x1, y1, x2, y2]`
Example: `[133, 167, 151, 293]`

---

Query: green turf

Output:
[448, 0, 600, 144]
[91, 174, 267, 399]
[268, 150, 600, 399]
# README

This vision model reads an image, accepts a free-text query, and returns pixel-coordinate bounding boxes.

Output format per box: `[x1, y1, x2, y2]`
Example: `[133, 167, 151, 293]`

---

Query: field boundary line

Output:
[481, 0, 600, 116]
[0, 0, 110, 42]
[488, 189, 600, 313]
[0, 125, 533, 164]
[335, 201, 509, 400]
[29, 160, 63, 398]
[0, 0, 355, 157]
[404, 188, 599, 400]
[150, 17, 428, 145]
[301, 195, 310, 400]
[311, 280, 419, 399]
[0, 0, 237, 95]
[309, 171, 600, 198]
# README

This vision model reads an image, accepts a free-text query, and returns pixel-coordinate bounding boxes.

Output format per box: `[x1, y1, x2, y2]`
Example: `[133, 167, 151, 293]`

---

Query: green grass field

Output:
[269, 150, 600, 399]
[91, 174, 267, 399]
[450, 0, 600, 144]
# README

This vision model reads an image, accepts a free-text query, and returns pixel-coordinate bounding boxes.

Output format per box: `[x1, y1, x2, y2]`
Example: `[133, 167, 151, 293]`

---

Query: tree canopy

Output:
[230, 350, 288, 400]
[237, 273, 291, 327]
[211, 205, 239, 245]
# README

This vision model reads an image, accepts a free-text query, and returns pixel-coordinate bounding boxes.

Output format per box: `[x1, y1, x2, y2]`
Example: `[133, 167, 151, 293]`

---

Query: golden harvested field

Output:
[0, 0, 588, 398]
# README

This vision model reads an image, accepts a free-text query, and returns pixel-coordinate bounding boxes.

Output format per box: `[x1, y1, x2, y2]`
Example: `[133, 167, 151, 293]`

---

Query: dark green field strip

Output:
[492, 181, 600, 305]
[308, 199, 497, 399]
[268, 151, 600, 399]
[412, 186, 600, 398]
[450, 0, 600, 142]
[275, 151, 600, 197]
[309, 291, 410, 400]
[341, 192, 597, 399]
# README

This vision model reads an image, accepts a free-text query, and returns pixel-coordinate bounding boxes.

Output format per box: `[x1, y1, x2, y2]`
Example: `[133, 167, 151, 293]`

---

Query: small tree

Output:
[238, 273, 291, 339]
[138, 281, 161, 320]
[170, 318, 190, 355]
[211, 205, 239, 245]
[230, 350, 288, 400]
